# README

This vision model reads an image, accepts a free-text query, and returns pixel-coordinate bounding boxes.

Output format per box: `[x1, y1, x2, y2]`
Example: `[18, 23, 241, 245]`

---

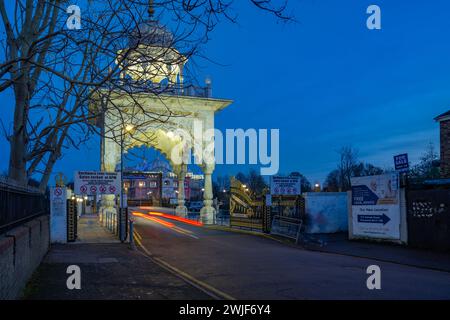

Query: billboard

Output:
[270, 176, 301, 196]
[351, 173, 400, 240]
[74, 171, 121, 196]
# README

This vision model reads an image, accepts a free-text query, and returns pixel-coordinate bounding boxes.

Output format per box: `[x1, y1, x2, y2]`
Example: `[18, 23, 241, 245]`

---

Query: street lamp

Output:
[120, 124, 134, 242]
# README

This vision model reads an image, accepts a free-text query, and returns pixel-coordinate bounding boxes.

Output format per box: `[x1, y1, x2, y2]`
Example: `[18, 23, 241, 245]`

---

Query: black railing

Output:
[107, 81, 213, 99]
[0, 177, 49, 234]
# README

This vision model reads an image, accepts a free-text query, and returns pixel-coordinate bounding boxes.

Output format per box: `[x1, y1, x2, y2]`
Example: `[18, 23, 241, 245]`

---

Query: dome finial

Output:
[148, 0, 155, 18]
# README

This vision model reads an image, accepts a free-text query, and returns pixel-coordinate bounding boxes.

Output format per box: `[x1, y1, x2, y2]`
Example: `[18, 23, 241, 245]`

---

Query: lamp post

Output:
[120, 124, 134, 242]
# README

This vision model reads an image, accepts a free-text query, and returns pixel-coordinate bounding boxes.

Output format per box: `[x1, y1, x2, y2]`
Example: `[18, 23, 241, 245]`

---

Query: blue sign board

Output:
[394, 153, 409, 172]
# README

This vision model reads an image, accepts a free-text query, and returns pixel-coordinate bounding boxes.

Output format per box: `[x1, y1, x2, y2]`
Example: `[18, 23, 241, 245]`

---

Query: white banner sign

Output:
[50, 187, 67, 243]
[351, 173, 400, 240]
[74, 171, 121, 196]
[270, 176, 301, 195]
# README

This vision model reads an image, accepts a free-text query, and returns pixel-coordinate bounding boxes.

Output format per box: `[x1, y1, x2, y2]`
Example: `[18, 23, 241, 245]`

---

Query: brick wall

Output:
[0, 216, 49, 299]
[440, 119, 450, 178]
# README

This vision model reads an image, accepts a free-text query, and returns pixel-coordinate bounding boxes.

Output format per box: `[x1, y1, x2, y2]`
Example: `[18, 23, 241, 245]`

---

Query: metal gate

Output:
[268, 195, 304, 239]
[407, 189, 450, 250]
[229, 177, 265, 232]
[67, 198, 78, 242]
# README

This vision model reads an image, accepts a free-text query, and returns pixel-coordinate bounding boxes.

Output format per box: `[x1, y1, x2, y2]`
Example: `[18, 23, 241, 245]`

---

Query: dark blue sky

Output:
[1, 0, 449, 185]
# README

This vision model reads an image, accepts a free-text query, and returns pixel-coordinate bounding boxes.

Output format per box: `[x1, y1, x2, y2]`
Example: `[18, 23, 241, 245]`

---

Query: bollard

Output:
[129, 220, 135, 250]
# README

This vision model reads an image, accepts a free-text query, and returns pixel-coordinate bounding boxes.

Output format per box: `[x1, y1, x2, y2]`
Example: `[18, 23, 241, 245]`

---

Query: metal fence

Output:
[0, 176, 49, 234]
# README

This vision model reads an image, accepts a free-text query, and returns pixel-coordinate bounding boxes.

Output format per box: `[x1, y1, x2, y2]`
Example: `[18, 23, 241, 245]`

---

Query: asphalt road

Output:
[132, 207, 450, 300]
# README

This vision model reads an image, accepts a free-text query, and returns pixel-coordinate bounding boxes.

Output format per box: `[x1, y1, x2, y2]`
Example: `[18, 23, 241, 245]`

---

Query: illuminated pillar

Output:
[175, 164, 188, 217]
[200, 165, 215, 224]
[100, 128, 119, 220]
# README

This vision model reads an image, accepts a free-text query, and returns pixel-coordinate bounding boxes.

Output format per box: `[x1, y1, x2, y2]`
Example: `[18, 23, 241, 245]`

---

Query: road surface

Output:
[131, 207, 450, 300]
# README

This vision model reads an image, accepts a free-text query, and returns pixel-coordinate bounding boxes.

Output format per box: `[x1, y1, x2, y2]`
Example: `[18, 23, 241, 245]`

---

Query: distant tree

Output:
[289, 171, 311, 193]
[247, 170, 267, 194]
[233, 170, 267, 194]
[353, 163, 384, 177]
[215, 174, 231, 192]
[337, 146, 359, 191]
[324, 146, 384, 191]
[410, 142, 440, 181]
[324, 169, 340, 192]
[235, 172, 248, 184]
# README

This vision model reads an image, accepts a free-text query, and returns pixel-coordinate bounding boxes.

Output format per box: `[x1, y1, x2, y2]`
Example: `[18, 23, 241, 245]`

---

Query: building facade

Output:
[435, 110, 450, 178]
[123, 158, 204, 206]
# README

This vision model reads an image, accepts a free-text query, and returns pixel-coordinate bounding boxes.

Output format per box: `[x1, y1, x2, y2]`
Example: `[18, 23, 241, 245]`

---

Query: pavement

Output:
[76, 215, 120, 244]
[24, 243, 211, 300]
[23, 214, 210, 300]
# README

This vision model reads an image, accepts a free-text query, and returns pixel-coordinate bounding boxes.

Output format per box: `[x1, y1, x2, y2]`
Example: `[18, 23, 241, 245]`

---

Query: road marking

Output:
[133, 230, 235, 300]
[134, 214, 199, 239]
[173, 226, 200, 239]
[134, 231, 142, 240]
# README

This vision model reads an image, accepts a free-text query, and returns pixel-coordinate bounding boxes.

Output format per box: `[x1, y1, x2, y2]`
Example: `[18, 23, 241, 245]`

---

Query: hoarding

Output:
[351, 173, 400, 240]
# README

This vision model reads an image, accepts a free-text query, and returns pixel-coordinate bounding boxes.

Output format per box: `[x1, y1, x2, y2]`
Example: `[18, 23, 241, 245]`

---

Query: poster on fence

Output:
[351, 173, 400, 240]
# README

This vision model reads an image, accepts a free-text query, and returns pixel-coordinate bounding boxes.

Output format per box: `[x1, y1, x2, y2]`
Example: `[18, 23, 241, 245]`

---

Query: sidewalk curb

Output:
[204, 225, 286, 243]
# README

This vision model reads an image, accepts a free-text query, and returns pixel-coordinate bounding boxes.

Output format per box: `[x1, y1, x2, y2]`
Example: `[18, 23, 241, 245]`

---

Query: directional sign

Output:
[394, 153, 409, 172]
[357, 214, 391, 225]
[351, 173, 400, 240]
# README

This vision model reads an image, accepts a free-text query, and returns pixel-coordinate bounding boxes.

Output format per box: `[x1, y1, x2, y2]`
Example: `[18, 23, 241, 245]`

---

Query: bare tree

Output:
[337, 146, 358, 191]
[324, 146, 384, 191]
[410, 142, 440, 181]
[0, 0, 291, 192]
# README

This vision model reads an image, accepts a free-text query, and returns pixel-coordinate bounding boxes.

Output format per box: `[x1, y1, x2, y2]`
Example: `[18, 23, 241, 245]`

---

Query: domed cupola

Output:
[116, 1, 187, 84]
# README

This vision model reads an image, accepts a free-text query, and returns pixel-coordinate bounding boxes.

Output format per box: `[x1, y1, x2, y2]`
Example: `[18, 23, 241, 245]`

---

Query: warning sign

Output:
[74, 171, 121, 196]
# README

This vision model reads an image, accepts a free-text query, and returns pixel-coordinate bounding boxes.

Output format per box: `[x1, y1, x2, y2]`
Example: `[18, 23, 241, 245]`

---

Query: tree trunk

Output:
[8, 82, 28, 186]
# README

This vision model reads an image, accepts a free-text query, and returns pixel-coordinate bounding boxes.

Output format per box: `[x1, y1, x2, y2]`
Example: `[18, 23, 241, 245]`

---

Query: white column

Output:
[200, 165, 215, 224]
[175, 164, 188, 217]
[100, 128, 120, 221]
